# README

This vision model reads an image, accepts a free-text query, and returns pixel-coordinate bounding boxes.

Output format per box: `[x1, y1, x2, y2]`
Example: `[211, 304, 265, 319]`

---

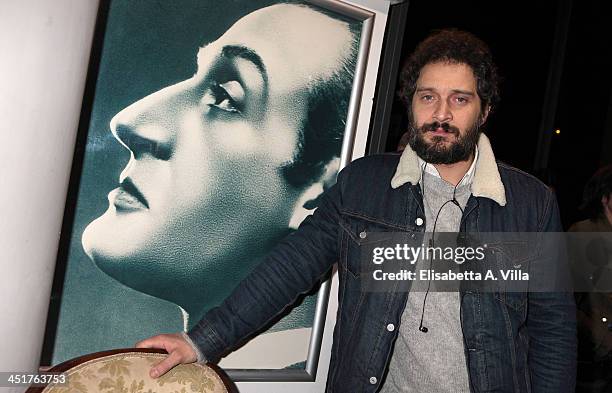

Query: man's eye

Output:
[455, 96, 469, 104]
[421, 95, 434, 102]
[203, 81, 244, 114]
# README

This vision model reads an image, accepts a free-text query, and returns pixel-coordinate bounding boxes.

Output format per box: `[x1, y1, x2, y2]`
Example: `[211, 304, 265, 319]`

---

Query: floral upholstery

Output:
[43, 352, 229, 393]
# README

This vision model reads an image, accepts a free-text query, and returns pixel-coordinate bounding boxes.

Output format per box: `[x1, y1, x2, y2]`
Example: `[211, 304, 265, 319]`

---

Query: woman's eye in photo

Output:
[204, 80, 245, 114]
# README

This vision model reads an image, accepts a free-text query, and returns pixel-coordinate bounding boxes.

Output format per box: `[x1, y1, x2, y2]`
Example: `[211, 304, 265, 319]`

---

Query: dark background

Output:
[380, 0, 612, 229]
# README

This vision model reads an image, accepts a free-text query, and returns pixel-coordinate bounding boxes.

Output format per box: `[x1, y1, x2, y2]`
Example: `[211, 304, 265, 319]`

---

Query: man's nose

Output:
[110, 89, 177, 160]
[432, 100, 453, 123]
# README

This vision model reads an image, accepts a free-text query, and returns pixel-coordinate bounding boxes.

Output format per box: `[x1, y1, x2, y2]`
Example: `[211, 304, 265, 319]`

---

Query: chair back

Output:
[26, 348, 236, 393]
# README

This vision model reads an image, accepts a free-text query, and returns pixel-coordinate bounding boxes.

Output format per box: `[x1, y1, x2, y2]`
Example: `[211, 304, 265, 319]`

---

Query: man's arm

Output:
[138, 165, 347, 376]
[526, 189, 577, 392]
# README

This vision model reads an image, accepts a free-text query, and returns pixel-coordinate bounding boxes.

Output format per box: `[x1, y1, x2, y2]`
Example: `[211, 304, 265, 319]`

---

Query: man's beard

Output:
[407, 114, 481, 165]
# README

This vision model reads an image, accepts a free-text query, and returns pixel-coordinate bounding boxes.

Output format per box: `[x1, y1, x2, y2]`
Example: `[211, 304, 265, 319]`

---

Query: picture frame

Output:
[42, 0, 393, 389]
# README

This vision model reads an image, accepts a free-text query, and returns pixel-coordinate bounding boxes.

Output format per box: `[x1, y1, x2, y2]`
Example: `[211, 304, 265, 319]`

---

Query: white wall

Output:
[0, 1, 99, 391]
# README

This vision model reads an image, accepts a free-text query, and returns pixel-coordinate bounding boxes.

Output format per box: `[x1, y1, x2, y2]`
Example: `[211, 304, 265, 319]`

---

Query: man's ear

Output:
[288, 157, 340, 230]
[481, 105, 491, 125]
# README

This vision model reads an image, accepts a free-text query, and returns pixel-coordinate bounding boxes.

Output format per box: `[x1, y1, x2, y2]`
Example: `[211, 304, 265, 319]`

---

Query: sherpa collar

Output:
[390, 133, 507, 206]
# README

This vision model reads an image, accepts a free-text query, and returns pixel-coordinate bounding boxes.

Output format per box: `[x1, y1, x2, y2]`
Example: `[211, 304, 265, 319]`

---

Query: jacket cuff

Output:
[186, 318, 227, 364]
[181, 332, 206, 364]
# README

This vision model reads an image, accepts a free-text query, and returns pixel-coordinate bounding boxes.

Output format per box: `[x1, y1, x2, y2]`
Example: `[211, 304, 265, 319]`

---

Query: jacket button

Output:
[386, 323, 395, 332]
[415, 217, 424, 226]
[369, 376, 377, 385]
[359, 231, 367, 239]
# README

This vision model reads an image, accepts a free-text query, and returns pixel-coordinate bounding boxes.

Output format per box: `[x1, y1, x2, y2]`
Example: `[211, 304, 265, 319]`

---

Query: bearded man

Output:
[138, 29, 577, 393]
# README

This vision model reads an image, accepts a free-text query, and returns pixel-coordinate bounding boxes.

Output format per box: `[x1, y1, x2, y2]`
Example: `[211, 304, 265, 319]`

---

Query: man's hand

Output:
[136, 333, 197, 378]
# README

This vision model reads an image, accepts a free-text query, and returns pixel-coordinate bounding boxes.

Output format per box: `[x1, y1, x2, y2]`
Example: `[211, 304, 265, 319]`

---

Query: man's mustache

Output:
[420, 121, 460, 135]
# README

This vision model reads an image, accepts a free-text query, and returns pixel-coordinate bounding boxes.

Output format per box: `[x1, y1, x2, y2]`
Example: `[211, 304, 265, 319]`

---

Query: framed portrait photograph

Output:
[44, 0, 390, 388]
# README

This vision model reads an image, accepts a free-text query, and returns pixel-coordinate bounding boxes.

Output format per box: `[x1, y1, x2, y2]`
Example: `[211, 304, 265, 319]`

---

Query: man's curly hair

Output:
[398, 29, 500, 114]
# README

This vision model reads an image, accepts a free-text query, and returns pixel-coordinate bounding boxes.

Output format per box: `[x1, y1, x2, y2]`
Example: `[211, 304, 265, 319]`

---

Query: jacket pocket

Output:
[338, 212, 409, 279]
[486, 237, 535, 312]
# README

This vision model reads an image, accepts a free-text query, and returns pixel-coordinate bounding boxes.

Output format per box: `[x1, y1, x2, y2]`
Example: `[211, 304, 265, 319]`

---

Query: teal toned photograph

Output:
[49, 0, 363, 376]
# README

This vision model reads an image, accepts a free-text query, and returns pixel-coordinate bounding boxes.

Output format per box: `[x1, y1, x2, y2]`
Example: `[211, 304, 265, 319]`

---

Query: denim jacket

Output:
[188, 135, 576, 393]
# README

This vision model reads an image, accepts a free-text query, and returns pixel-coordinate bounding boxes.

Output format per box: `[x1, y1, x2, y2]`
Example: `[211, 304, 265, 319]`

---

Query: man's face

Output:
[81, 4, 352, 314]
[408, 62, 487, 164]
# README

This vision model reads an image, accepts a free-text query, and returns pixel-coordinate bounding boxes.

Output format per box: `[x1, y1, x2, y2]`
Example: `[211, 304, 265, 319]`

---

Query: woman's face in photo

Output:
[81, 4, 352, 315]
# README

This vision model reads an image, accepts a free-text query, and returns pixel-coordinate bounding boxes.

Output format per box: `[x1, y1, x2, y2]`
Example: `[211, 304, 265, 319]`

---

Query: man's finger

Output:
[135, 335, 168, 349]
[150, 351, 182, 378]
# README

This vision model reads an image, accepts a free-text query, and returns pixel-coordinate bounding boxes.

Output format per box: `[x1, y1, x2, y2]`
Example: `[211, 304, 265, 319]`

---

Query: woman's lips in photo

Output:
[108, 178, 149, 212]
